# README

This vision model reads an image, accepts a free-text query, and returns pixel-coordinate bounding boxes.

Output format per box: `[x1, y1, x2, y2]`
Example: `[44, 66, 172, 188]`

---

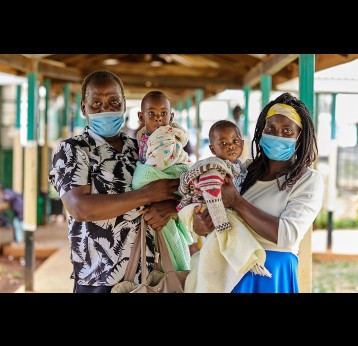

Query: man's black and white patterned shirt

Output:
[49, 127, 155, 286]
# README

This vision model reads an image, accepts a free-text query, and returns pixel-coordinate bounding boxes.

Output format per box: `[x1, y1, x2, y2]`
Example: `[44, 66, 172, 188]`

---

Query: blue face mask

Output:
[259, 134, 298, 161]
[88, 111, 124, 138]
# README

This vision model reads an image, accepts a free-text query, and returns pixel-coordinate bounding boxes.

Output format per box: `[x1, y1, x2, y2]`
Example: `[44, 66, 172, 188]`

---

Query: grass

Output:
[314, 209, 358, 230]
[312, 260, 358, 293]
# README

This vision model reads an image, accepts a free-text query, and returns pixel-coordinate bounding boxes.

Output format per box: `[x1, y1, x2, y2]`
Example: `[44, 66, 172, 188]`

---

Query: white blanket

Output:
[179, 203, 271, 293]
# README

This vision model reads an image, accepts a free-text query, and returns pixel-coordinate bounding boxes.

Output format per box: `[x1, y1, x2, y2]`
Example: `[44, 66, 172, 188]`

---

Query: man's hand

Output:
[143, 200, 178, 231]
[143, 179, 180, 203]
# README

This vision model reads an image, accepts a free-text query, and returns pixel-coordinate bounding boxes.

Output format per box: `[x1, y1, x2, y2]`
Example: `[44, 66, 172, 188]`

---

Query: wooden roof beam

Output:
[0, 54, 82, 83]
[38, 61, 82, 82]
[315, 54, 358, 72]
[0, 54, 32, 73]
[119, 75, 242, 89]
[243, 54, 299, 87]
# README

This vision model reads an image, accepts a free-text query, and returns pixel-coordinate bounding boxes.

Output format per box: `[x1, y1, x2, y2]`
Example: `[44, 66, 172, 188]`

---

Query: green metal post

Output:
[63, 83, 71, 137]
[261, 74, 271, 110]
[27, 74, 37, 141]
[299, 54, 315, 116]
[175, 101, 184, 125]
[195, 89, 204, 159]
[24, 72, 38, 291]
[42, 79, 51, 223]
[186, 96, 192, 129]
[195, 89, 203, 131]
[331, 93, 337, 140]
[314, 93, 319, 131]
[44, 79, 50, 129]
[228, 102, 233, 120]
[12, 85, 23, 193]
[75, 92, 86, 129]
[298, 54, 315, 292]
[243, 86, 251, 137]
[16, 85, 21, 129]
[326, 93, 337, 250]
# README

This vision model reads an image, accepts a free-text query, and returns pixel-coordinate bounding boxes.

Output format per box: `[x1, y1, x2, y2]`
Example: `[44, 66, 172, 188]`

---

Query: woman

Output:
[49, 71, 179, 293]
[193, 92, 324, 293]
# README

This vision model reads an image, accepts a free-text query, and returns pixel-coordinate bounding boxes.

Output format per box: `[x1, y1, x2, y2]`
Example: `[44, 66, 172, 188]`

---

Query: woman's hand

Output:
[221, 177, 242, 210]
[143, 179, 180, 203]
[143, 200, 178, 231]
[192, 205, 214, 236]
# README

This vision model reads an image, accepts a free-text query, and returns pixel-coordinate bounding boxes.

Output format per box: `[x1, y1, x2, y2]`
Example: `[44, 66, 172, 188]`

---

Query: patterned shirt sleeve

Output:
[49, 140, 90, 198]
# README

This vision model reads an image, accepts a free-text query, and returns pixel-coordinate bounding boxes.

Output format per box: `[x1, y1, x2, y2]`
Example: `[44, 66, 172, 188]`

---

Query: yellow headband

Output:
[266, 103, 302, 128]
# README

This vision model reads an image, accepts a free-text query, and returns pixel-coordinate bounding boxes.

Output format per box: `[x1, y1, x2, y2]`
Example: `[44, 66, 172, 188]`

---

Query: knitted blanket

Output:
[179, 203, 272, 293]
[177, 157, 242, 232]
[132, 161, 193, 271]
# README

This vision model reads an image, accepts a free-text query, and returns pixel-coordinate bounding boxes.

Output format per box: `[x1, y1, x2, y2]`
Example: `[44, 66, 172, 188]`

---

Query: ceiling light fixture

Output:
[103, 59, 120, 65]
[150, 60, 163, 67]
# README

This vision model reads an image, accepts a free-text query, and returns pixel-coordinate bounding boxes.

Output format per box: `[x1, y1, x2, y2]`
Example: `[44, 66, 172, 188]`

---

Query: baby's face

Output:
[209, 126, 244, 163]
[139, 96, 174, 134]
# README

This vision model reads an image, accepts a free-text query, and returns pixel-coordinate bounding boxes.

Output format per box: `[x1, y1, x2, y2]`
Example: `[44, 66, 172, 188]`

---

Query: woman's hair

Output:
[81, 70, 125, 101]
[240, 92, 318, 194]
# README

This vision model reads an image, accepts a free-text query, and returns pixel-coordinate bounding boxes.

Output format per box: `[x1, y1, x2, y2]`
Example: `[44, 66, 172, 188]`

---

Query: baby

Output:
[132, 90, 193, 271]
[177, 120, 271, 293]
[177, 120, 247, 232]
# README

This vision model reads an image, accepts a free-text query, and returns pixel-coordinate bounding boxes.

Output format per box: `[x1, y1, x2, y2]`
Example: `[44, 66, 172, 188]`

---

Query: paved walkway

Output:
[16, 245, 72, 293]
[15, 221, 73, 293]
[15, 221, 358, 293]
[312, 230, 358, 254]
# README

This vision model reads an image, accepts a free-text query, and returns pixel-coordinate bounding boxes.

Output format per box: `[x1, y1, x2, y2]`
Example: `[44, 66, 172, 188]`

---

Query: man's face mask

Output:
[88, 111, 124, 138]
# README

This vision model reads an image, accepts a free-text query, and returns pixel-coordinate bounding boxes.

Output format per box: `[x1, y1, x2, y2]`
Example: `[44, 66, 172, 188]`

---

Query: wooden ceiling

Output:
[0, 54, 357, 105]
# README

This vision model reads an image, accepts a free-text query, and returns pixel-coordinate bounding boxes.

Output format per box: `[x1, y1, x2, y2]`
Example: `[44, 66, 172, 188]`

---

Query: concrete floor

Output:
[14, 220, 358, 293]
[15, 220, 73, 293]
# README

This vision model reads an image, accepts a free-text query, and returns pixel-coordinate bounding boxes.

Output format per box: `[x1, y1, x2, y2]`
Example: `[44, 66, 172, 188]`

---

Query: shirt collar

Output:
[83, 126, 137, 151]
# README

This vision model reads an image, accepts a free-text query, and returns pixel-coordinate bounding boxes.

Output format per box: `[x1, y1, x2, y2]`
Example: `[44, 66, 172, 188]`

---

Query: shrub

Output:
[314, 209, 358, 230]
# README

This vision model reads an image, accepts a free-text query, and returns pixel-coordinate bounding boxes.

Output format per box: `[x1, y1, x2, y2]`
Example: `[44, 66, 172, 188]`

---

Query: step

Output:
[2, 243, 57, 259]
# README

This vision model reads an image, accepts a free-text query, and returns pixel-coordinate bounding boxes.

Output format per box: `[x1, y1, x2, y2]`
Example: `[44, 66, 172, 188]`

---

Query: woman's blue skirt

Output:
[231, 250, 299, 293]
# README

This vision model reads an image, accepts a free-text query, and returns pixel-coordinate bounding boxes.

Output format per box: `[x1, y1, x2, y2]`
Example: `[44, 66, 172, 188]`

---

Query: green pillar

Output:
[261, 74, 271, 110]
[75, 92, 86, 129]
[228, 102, 233, 120]
[299, 54, 315, 116]
[27, 74, 37, 141]
[195, 89, 203, 131]
[55, 108, 61, 139]
[44, 79, 51, 129]
[0, 86, 14, 189]
[314, 93, 319, 131]
[62, 83, 71, 138]
[175, 101, 184, 125]
[186, 96, 192, 129]
[12, 85, 22, 193]
[243, 85, 251, 136]
[16, 85, 21, 129]
[195, 89, 204, 159]
[40, 78, 51, 224]
[326, 92, 337, 250]
[331, 93, 337, 140]
[298, 54, 315, 291]
[24, 71, 38, 292]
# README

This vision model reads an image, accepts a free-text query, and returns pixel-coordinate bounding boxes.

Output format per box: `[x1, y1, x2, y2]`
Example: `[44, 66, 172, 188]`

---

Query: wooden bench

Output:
[0, 226, 13, 249]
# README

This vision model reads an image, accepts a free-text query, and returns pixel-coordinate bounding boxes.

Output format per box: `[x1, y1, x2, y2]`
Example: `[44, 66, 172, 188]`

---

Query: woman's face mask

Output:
[88, 111, 124, 138]
[259, 133, 298, 161]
